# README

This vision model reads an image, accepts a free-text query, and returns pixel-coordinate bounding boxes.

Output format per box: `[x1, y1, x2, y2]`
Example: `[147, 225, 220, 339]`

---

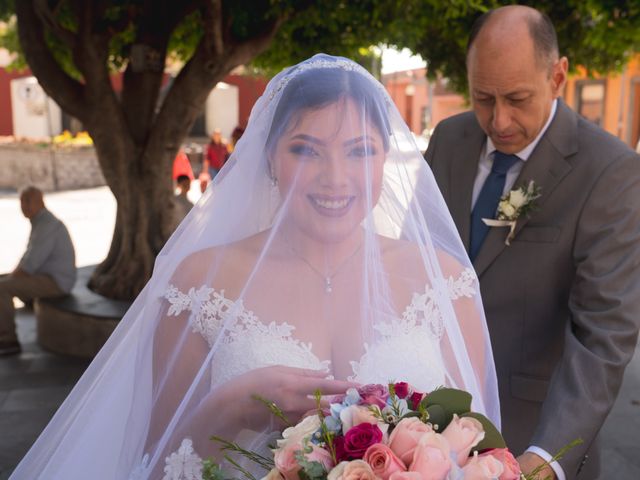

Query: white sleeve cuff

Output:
[526, 446, 566, 480]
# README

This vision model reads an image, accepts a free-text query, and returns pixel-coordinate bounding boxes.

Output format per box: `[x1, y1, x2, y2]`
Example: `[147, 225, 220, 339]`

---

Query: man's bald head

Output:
[20, 186, 45, 219]
[467, 5, 559, 73]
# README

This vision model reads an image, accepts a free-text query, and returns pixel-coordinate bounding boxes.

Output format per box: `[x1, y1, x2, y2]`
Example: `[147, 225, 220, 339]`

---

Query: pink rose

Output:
[358, 384, 389, 408]
[344, 423, 384, 460]
[273, 441, 302, 480]
[389, 473, 422, 480]
[393, 382, 410, 399]
[275, 442, 334, 480]
[388, 417, 434, 465]
[328, 460, 378, 480]
[441, 414, 485, 466]
[340, 405, 383, 432]
[363, 443, 406, 480]
[461, 454, 505, 479]
[479, 449, 521, 480]
[308, 444, 336, 471]
[408, 432, 451, 480]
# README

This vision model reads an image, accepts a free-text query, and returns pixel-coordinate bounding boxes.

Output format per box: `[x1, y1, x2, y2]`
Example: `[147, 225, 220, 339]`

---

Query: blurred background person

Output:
[0, 186, 76, 356]
[173, 174, 194, 223]
[205, 128, 228, 179]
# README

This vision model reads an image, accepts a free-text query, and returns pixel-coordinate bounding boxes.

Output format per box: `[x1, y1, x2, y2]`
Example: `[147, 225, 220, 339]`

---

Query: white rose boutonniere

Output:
[482, 180, 541, 245]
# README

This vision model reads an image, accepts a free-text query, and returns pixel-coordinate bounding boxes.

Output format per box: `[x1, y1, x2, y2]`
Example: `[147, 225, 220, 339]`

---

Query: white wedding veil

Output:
[11, 54, 499, 480]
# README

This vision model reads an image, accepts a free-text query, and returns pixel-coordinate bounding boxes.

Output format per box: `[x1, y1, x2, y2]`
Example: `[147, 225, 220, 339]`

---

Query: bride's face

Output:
[272, 98, 386, 243]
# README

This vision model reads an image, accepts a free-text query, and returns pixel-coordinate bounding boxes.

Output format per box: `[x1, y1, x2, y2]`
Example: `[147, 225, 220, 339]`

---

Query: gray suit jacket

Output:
[426, 99, 640, 479]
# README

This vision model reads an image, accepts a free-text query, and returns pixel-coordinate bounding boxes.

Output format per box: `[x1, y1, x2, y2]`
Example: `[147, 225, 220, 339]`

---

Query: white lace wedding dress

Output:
[153, 267, 477, 480]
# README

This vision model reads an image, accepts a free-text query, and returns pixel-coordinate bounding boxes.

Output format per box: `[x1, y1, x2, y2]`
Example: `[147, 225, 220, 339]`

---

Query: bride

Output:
[11, 54, 499, 480]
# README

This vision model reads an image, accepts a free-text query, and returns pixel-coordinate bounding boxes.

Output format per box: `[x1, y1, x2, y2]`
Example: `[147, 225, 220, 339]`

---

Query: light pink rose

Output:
[340, 405, 382, 433]
[479, 448, 521, 480]
[273, 441, 302, 480]
[441, 414, 485, 466]
[327, 460, 379, 480]
[307, 444, 335, 471]
[408, 432, 451, 480]
[363, 443, 406, 480]
[461, 454, 505, 479]
[388, 473, 422, 480]
[388, 417, 434, 465]
[275, 442, 334, 480]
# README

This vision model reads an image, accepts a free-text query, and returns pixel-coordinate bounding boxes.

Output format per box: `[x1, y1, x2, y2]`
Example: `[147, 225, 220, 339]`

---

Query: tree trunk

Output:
[86, 121, 180, 300]
[88, 178, 176, 300]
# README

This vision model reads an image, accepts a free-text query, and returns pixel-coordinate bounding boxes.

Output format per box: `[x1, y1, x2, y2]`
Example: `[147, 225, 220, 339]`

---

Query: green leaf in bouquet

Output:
[202, 460, 230, 480]
[460, 412, 506, 451]
[421, 388, 472, 428]
[424, 404, 446, 431]
[295, 449, 327, 480]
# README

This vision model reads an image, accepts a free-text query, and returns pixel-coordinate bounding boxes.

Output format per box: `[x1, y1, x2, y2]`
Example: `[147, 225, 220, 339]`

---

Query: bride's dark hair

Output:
[266, 66, 391, 155]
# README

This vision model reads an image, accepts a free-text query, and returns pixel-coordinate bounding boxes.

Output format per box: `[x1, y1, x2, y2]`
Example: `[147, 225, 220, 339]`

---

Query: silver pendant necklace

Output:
[290, 242, 363, 293]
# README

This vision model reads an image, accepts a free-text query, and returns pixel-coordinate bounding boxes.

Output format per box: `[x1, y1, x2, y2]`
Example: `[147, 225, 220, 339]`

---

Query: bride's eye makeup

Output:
[348, 142, 378, 158]
[289, 143, 319, 158]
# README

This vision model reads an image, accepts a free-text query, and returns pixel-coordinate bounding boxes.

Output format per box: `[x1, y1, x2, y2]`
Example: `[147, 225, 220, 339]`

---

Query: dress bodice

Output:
[163, 267, 477, 392]
[155, 268, 477, 480]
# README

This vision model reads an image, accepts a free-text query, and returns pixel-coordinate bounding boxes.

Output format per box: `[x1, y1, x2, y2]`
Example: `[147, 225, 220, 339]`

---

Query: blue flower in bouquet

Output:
[344, 388, 361, 406]
[323, 415, 342, 434]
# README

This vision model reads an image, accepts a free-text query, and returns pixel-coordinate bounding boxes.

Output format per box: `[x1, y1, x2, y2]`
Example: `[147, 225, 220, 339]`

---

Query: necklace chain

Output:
[289, 242, 363, 293]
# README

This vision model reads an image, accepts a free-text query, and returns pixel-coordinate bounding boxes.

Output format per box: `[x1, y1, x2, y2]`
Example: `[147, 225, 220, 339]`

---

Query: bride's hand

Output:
[218, 365, 357, 431]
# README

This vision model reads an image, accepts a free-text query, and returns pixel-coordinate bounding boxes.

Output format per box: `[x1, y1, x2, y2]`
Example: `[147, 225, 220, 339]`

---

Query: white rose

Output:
[278, 414, 321, 447]
[508, 189, 527, 208]
[500, 202, 516, 218]
[327, 462, 349, 480]
[340, 405, 388, 436]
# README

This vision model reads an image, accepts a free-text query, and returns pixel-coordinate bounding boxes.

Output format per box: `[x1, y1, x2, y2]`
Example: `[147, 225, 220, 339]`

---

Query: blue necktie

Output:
[469, 151, 520, 261]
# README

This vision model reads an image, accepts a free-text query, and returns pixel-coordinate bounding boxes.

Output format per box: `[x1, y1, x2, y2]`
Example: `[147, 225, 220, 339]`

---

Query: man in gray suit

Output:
[426, 5, 640, 479]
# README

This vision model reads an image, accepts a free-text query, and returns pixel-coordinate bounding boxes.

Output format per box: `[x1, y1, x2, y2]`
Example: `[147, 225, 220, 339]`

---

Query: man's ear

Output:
[551, 56, 569, 98]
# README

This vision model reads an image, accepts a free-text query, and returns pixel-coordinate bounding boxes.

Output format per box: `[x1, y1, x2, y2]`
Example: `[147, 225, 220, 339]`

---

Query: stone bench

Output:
[34, 265, 131, 358]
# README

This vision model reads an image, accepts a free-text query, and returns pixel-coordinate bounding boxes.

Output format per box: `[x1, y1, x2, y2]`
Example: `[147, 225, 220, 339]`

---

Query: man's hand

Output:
[11, 267, 28, 278]
[517, 452, 556, 479]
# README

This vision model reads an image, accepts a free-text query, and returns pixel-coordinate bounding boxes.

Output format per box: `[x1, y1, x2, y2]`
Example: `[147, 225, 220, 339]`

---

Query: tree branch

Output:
[33, 0, 77, 48]
[15, 0, 86, 121]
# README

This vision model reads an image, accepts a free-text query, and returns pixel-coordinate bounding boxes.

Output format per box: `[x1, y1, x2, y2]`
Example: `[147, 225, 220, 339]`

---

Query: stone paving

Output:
[0, 186, 639, 479]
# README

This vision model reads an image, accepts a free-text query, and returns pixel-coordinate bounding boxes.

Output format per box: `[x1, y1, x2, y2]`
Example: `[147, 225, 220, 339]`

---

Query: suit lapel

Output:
[449, 122, 486, 251]
[473, 99, 578, 276]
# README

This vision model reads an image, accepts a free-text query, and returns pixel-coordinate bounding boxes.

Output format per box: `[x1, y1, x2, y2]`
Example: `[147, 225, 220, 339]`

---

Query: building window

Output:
[575, 80, 606, 127]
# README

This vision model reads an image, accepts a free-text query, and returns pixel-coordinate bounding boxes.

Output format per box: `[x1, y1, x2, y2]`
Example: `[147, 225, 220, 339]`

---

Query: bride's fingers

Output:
[282, 366, 331, 378]
[297, 377, 359, 395]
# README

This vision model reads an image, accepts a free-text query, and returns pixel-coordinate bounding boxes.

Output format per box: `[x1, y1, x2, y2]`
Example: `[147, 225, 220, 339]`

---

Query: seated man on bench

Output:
[0, 186, 76, 356]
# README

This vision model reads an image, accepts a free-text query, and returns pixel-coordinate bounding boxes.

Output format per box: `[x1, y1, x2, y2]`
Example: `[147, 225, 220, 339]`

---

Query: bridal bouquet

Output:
[211, 383, 524, 480]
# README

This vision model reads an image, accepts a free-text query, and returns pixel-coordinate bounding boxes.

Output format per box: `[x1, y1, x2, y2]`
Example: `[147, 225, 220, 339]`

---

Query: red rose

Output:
[344, 423, 384, 459]
[409, 391, 424, 410]
[358, 384, 389, 408]
[394, 382, 410, 399]
[333, 435, 348, 462]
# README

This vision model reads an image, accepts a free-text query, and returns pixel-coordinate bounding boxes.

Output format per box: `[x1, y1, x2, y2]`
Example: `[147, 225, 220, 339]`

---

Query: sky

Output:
[381, 47, 426, 74]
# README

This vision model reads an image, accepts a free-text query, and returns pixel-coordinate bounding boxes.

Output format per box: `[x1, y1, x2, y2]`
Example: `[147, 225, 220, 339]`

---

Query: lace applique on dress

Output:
[349, 268, 477, 391]
[162, 438, 203, 480]
[163, 285, 330, 387]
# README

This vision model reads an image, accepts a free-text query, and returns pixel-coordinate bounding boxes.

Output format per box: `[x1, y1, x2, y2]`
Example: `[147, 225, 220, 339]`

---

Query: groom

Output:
[426, 5, 640, 480]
